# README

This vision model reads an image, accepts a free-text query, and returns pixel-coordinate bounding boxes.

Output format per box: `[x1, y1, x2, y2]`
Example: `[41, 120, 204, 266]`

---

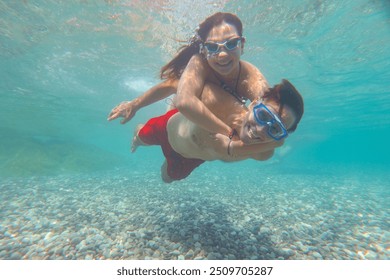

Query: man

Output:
[130, 80, 304, 183]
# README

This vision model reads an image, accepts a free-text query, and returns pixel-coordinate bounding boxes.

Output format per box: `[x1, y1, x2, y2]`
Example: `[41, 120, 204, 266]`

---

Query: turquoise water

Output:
[0, 0, 389, 260]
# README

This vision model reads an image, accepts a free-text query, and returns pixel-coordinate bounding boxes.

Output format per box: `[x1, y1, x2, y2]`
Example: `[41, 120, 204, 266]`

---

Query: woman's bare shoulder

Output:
[240, 60, 265, 77]
[239, 60, 269, 100]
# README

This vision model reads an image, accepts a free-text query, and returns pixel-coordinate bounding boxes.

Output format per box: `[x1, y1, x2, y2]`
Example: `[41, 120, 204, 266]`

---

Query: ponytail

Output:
[160, 36, 202, 80]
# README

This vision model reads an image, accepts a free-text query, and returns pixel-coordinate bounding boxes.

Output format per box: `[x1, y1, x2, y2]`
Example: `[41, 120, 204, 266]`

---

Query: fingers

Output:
[107, 104, 123, 121]
[107, 102, 129, 121]
[107, 101, 137, 124]
[107, 109, 115, 120]
[107, 111, 120, 121]
[209, 133, 225, 141]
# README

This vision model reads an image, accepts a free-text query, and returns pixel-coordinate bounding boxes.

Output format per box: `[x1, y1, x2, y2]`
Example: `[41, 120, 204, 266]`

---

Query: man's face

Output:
[239, 100, 296, 144]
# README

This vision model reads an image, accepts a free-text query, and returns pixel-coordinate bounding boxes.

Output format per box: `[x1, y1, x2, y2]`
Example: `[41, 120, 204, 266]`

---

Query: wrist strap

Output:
[227, 139, 233, 156]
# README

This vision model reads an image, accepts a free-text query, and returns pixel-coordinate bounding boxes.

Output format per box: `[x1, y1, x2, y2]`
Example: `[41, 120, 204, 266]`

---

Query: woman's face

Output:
[239, 100, 296, 144]
[204, 21, 243, 77]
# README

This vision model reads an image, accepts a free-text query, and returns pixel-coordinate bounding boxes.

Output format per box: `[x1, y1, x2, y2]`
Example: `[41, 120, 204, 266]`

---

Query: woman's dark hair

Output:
[263, 79, 304, 133]
[160, 12, 243, 80]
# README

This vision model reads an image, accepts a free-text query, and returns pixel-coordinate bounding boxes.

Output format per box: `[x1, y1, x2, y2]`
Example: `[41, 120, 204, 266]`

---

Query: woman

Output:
[108, 12, 268, 137]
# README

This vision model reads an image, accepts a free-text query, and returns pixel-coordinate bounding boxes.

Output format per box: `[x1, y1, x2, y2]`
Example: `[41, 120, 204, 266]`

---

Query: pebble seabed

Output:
[0, 170, 389, 260]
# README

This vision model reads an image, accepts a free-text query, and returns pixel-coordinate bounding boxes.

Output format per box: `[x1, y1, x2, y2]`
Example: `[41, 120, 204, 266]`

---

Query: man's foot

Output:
[161, 160, 173, 183]
[131, 124, 145, 153]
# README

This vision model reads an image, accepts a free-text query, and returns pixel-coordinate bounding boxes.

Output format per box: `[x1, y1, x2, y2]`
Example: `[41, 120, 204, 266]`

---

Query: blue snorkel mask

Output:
[253, 103, 288, 140]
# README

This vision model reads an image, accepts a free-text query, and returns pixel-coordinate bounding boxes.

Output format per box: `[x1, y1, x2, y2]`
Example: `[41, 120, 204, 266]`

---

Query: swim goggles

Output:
[253, 103, 288, 140]
[203, 37, 242, 53]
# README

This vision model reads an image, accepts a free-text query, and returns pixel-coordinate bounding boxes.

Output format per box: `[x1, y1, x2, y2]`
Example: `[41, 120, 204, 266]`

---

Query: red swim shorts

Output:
[138, 109, 205, 181]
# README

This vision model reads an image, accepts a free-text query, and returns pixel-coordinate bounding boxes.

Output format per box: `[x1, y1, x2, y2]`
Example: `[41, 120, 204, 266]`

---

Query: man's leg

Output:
[160, 160, 173, 183]
[131, 124, 149, 153]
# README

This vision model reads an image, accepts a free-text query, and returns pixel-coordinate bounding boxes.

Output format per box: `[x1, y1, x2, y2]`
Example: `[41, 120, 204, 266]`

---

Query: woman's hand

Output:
[107, 100, 138, 124]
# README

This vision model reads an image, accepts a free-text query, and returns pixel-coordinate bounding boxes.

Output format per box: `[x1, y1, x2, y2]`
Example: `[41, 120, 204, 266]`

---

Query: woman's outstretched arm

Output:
[107, 79, 178, 124]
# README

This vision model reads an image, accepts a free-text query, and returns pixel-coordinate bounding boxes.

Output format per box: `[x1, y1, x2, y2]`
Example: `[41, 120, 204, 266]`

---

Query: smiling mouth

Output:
[218, 60, 232, 67]
[248, 126, 262, 141]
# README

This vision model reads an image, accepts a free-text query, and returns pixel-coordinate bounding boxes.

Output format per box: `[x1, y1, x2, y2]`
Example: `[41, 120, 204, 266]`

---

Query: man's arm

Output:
[209, 133, 283, 161]
[108, 79, 178, 124]
[229, 139, 283, 158]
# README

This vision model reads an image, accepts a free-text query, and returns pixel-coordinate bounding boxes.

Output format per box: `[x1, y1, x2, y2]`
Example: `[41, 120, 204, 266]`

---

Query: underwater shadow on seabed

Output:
[0, 171, 388, 260]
